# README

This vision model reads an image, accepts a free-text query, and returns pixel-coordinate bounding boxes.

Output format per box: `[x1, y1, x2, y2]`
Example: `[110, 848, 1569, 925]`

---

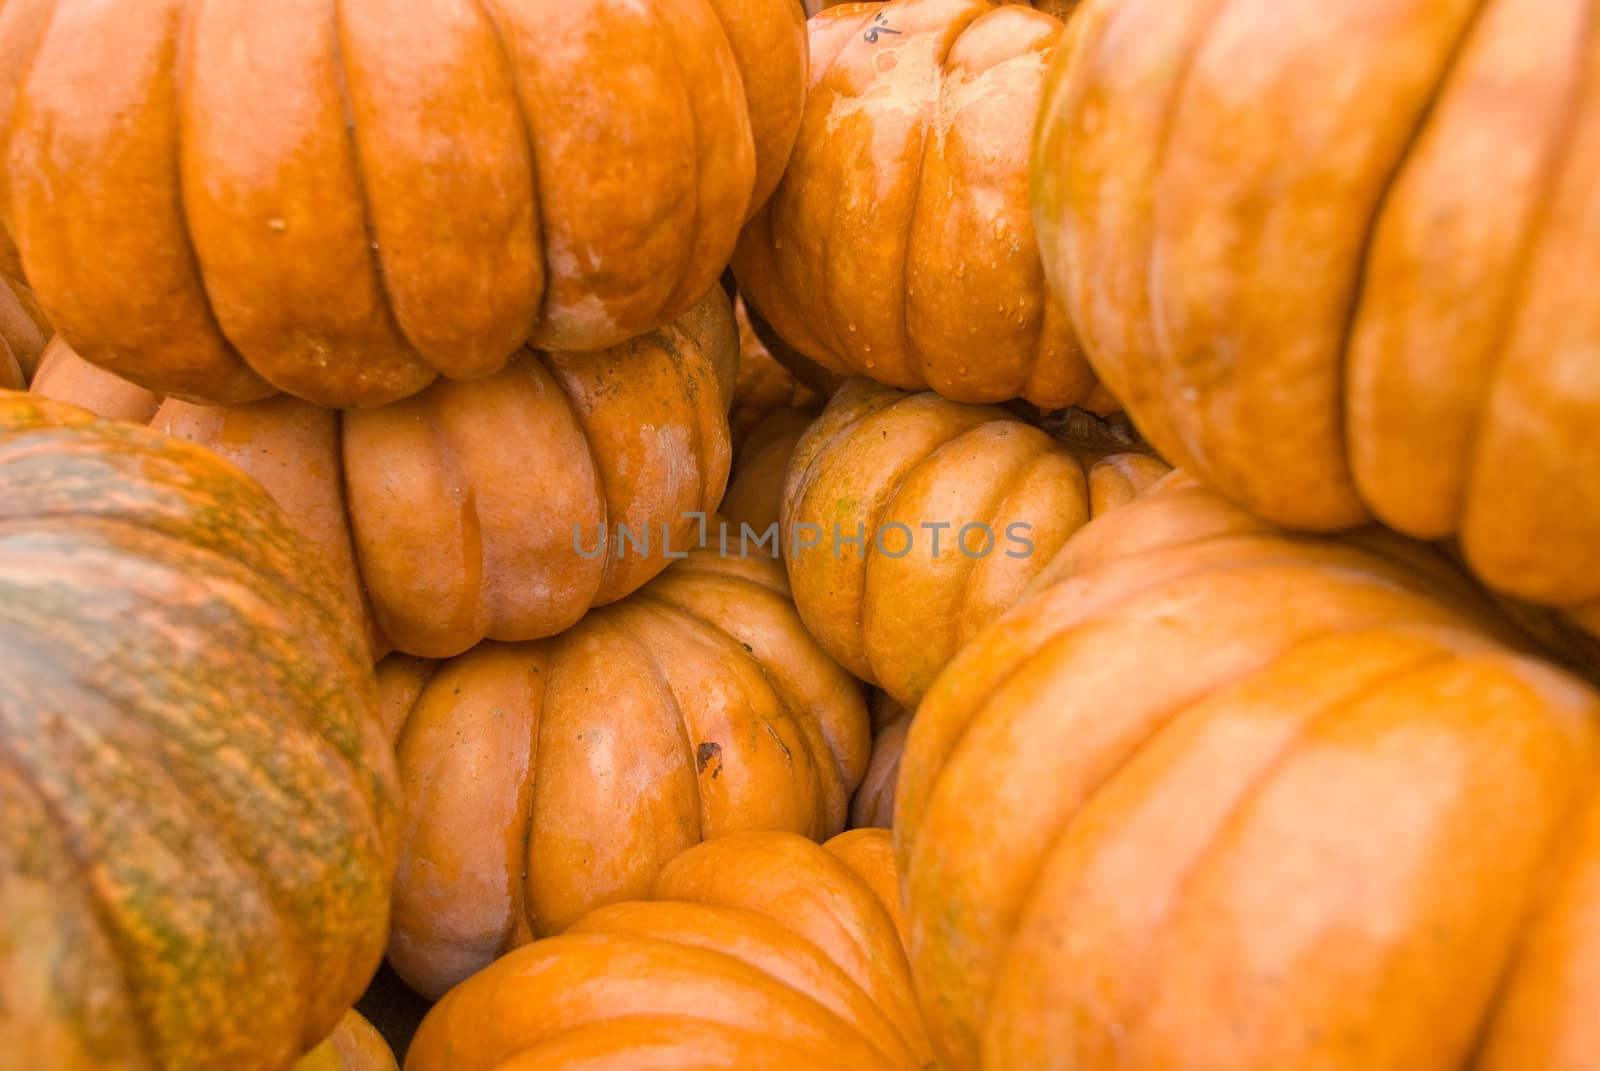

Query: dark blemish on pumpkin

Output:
[740, 642, 753, 653]
[696, 741, 723, 776]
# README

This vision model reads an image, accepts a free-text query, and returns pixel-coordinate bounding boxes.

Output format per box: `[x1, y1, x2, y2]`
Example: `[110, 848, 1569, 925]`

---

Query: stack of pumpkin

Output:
[0, 1, 1596, 1069]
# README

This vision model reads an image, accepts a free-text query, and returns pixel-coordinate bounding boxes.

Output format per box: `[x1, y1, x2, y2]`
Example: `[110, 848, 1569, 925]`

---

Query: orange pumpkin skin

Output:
[734, 0, 1105, 410]
[0, 394, 399, 1071]
[0, 271, 47, 390]
[1036, 0, 1600, 623]
[294, 1010, 398, 1071]
[0, 0, 803, 408]
[895, 473, 1600, 1071]
[32, 288, 738, 660]
[403, 830, 930, 1071]
[384, 545, 870, 1000]
[782, 378, 1167, 707]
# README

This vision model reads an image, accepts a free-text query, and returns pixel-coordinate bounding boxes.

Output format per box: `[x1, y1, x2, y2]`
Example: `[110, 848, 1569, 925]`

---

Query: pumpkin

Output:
[0, 393, 399, 1071]
[782, 377, 1168, 707]
[294, 1011, 397, 1071]
[0, 0, 805, 408]
[32, 287, 738, 659]
[730, 295, 822, 449]
[734, 0, 1112, 410]
[382, 543, 870, 999]
[850, 692, 911, 830]
[721, 406, 818, 535]
[403, 829, 930, 1071]
[896, 471, 1600, 1071]
[1035, 0, 1600, 630]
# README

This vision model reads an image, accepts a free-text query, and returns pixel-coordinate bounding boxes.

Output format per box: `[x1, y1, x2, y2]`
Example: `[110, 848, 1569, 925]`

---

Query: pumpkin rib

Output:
[0, 732, 164, 1071]
[328, 0, 430, 375]
[655, 5, 707, 323]
[1453, 0, 1598, 554]
[633, 593, 834, 837]
[1000, 643, 1459, 1053]
[470, 0, 549, 333]
[628, 620, 713, 851]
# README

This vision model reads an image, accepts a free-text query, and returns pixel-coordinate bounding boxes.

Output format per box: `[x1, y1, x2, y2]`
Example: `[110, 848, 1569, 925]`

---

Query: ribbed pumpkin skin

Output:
[734, 0, 1109, 410]
[730, 296, 821, 450]
[383, 546, 870, 999]
[404, 830, 930, 1071]
[721, 406, 817, 535]
[0, 271, 47, 390]
[293, 1011, 397, 1071]
[1035, 0, 1600, 627]
[896, 473, 1600, 1071]
[0, 0, 804, 408]
[0, 394, 399, 1071]
[32, 288, 738, 660]
[782, 378, 1168, 707]
[850, 692, 912, 830]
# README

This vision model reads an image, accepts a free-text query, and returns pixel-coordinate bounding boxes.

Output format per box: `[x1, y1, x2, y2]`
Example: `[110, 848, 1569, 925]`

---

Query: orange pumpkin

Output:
[730, 296, 822, 450]
[735, 0, 1110, 410]
[849, 692, 911, 830]
[1035, 0, 1600, 631]
[404, 830, 930, 1071]
[32, 288, 738, 659]
[0, 0, 805, 407]
[721, 406, 818, 536]
[0, 271, 47, 390]
[382, 544, 869, 999]
[897, 472, 1600, 1071]
[294, 1010, 397, 1071]
[0, 394, 399, 1070]
[782, 378, 1167, 707]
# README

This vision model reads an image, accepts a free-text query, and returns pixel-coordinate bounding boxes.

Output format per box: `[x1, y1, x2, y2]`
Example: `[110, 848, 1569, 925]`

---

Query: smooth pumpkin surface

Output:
[403, 830, 930, 1071]
[782, 378, 1168, 707]
[735, 0, 1111, 409]
[0, 393, 399, 1071]
[383, 544, 870, 1000]
[32, 287, 738, 660]
[294, 1010, 398, 1071]
[0, 0, 804, 407]
[1036, 0, 1600, 624]
[896, 472, 1600, 1071]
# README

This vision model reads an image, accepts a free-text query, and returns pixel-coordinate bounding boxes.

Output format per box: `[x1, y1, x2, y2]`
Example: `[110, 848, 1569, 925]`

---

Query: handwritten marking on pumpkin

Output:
[863, 12, 901, 42]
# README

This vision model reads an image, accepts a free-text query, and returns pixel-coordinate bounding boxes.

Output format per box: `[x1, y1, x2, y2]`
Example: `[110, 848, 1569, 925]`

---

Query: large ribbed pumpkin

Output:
[783, 378, 1167, 707]
[0, 393, 399, 1071]
[32, 288, 737, 659]
[735, 0, 1110, 409]
[0, 0, 805, 407]
[404, 830, 931, 1071]
[381, 544, 869, 999]
[896, 472, 1600, 1071]
[1034, 0, 1600, 631]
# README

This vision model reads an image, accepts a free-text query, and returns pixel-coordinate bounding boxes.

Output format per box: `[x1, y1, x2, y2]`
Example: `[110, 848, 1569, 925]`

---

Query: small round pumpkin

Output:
[32, 288, 738, 659]
[734, 0, 1109, 409]
[383, 544, 870, 999]
[1035, 0, 1600, 626]
[294, 1010, 397, 1071]
[0, 0, 805, 407]
[849, 692, 912, 830]
[730, 295, 822, 450]
[404, 829, 930, 1071]
[782, 378, 1167, 707]
[0, 393, 399, 1071]
[897, 472, 1600, 1071]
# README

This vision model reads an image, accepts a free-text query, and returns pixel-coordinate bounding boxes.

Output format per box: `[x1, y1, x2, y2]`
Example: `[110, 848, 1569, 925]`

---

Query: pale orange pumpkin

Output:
[897, 472, 1600, 1071]
[293, 1010, 397, 1071]
[403, 830, 930, 1071]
